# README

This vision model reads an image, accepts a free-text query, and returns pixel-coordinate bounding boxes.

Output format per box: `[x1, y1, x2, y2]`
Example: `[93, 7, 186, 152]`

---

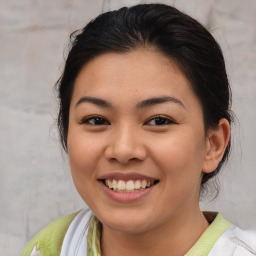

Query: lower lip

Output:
[100, 182, 155, 203]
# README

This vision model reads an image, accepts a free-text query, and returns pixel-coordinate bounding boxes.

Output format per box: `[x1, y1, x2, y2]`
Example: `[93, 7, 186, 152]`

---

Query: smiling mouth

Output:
[100, 179, 159, 193]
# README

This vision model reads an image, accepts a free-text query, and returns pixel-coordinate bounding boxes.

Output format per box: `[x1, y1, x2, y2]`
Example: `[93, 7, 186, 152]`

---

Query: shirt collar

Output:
[87, 212, 231, 256]
[87, 215, 102, 256]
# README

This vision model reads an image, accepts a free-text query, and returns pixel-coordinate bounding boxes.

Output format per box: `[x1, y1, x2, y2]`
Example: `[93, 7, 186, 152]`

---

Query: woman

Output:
[21, 3, 256, 256]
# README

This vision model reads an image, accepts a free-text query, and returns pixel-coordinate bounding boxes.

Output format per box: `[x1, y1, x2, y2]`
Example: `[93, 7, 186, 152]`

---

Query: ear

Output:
[202, 118, 230, 173]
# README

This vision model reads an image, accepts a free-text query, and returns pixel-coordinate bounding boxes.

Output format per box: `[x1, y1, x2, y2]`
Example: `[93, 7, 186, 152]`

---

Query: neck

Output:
[101, 207, 209, 256]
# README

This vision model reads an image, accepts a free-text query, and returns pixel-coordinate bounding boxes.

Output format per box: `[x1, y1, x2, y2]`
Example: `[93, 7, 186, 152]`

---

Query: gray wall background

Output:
[1, 0, 256, 255]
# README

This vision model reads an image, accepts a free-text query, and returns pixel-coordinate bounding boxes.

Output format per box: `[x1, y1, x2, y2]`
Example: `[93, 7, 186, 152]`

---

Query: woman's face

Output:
[68, 49, 210, 233]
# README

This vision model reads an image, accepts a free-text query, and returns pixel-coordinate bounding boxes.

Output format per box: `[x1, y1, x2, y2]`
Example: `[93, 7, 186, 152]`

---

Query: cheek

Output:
[67, 132, 102, 207]
[67, 131, 101, 183]
[149, 129, 206, 180]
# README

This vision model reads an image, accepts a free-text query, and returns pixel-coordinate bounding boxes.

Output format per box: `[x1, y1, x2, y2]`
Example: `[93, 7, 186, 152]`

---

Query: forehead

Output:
[71, 49, 199, 109]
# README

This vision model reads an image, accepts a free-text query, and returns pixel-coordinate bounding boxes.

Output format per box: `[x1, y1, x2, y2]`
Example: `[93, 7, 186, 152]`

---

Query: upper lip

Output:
[97, 172, 159, 181]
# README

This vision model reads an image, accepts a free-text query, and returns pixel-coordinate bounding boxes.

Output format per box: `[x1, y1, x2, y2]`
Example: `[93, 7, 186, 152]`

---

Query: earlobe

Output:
[202, 118, 230, 173]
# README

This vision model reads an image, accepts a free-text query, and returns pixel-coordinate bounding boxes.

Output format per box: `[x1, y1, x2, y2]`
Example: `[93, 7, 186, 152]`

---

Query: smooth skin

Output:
[68, 49, 230, 256]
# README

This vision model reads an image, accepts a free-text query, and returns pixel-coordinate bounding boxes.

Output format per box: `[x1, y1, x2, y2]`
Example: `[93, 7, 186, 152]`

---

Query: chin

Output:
[97, 209, 158, 234]
[104, 220, 150, 234]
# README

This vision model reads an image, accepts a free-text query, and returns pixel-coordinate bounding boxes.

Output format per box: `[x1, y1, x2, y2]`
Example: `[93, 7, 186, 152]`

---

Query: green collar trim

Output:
[185, 212, 231, 256]
[87, 215, 102, 256]
[21, 211, 79, 256]
[87, 212, 231, 256]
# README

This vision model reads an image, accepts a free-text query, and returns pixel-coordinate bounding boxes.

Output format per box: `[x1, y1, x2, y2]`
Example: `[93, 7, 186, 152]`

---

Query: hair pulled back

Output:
[56, 4, 233, 189]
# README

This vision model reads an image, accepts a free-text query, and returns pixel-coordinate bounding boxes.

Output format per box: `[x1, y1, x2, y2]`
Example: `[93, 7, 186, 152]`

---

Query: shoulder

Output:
[21, 211, 80, 256]
[60, 208, 93, 255]
[229, 225, 256, 253]
[210, 224, 256, 255]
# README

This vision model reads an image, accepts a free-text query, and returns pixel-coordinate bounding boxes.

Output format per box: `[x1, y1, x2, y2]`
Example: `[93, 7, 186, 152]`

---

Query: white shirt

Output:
[60, 209, 256, 256]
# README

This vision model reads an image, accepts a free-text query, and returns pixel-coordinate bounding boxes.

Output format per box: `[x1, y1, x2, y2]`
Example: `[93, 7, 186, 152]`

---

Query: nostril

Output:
[104, 141, 147, 164]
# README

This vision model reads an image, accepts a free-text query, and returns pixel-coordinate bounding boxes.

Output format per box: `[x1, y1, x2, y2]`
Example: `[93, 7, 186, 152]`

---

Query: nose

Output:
[104, 124, 147, 164]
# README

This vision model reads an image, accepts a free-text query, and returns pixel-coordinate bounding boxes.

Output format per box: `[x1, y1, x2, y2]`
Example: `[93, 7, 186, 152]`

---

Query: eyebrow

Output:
[75, 96, 185, 109]
[75, 96, 113, 108]
[136, 96, 185, 109]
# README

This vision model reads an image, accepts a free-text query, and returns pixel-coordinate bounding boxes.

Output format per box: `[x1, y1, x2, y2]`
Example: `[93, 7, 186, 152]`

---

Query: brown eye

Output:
[145, 116, 175, 126]
[81, 116, 110, 125]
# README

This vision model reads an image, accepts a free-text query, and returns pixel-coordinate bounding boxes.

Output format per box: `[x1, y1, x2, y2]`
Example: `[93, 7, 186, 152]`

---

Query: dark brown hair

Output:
[55, 4, 233, 190]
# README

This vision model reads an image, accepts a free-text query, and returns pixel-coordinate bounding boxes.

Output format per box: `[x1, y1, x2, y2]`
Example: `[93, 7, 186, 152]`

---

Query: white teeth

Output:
[134, 180, 141, 189]
[112, 179, 118, 189]
[141, 180, 147, 189]
[126, 180, 135, 191]
[105, 179, 113, 188]
[104, 179, 156, 192]
[117, 180, 126, 190]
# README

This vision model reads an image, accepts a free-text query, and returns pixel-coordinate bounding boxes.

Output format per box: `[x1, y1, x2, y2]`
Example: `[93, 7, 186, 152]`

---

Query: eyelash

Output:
[80, 116, 110, 125]
[80, 115, 175, 126]
[145, 116, 176, 126]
